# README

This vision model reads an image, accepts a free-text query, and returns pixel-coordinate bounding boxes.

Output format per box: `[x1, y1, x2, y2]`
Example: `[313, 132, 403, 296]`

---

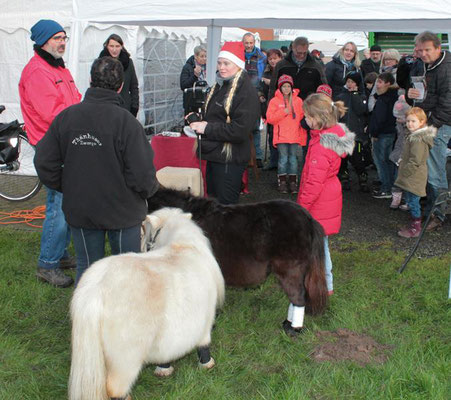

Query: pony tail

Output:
[304, 219, 328, 315]
[333, 100, 347, 119]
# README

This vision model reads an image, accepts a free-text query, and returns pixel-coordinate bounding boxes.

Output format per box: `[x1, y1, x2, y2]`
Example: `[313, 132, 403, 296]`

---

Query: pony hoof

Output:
[283, 322, 305, 337]
[199, 357, 215, 370]
[154, 365, 175, 377]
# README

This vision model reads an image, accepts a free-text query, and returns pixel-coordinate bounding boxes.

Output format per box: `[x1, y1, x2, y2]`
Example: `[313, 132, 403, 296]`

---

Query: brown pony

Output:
[147, 188, 328, 335]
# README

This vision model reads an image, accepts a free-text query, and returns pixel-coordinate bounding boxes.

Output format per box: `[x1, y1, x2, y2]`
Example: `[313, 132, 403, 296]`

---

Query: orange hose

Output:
[0, 205, 45, 228]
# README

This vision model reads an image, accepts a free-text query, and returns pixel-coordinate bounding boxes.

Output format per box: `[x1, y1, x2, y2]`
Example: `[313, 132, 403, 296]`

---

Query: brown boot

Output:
[398, 217, 422, 238]
[288, 175, 298, 193]
[278, 174, 288, 193]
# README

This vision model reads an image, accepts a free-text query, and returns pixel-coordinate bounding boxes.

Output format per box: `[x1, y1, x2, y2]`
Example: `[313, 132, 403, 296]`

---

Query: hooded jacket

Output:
[269, 51, 327, 100]
[368, 87, 398, 138]
[266, 88, 307, 146]
[34, 87, 159, 230]
[325, 54, 363, 100]
[336, 89, 368, 142]
[395, 125, 437, 197]
[297, 123, 355, 235]
[19, 49, 82, 145]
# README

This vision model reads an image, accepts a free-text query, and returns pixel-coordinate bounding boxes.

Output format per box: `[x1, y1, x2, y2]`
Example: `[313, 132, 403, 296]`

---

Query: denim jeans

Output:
[70, 223, 142, 285]
[405, 191, 421, 219]
[277, 143, 300, 175]
[253, 120, 263, 160]
[324, 236, 333, 292]
[38, 187, 71, 269]
[372, 134, 395, 192]
[424, 124, 451, 221]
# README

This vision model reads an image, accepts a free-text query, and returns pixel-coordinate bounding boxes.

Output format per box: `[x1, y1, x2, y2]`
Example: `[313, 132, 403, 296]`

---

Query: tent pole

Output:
[206, 23, 222, 85]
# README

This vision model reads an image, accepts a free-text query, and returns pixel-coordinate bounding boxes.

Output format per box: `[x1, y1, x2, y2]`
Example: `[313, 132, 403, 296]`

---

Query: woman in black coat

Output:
[325, 41, 363, 100]
[188, 42, 260, 205]
[99, 34, 139, 117]
[180, 45, 207, 114]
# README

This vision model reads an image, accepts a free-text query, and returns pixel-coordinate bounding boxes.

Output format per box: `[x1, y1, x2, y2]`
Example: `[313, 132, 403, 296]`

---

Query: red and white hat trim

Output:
[218, 41, 245, 69]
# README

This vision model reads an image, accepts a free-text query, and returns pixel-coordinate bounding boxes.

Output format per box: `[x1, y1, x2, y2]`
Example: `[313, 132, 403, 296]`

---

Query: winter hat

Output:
[218, 41, 245, 69]
[316, 84, 332, 98]
[393, 95, 411, 120]
[278, 74, 294, 89]
[31, 19, 65, 46]
[370, 44, 382, 52]
[344, 71, 361, 86]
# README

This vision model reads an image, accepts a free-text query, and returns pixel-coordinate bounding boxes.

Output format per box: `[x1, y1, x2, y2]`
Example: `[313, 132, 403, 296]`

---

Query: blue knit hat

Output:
[30, 20, 65, 46]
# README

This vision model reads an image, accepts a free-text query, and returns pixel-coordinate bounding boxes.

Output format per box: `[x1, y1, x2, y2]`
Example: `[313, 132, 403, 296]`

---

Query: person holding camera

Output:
[180, 45, 207, 115]
[188, 41, 260, 205]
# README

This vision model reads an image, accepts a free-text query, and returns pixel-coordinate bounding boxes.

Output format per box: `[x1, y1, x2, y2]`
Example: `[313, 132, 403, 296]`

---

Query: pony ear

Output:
[183, 212, 192, 220]
[146, 214, 161, 229]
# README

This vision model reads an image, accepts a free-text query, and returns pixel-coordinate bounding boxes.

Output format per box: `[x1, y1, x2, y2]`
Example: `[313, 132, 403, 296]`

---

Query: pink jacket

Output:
[297, 123, 355, 235]
[19, 53, 81, 145]
[266, 88, 307, 146]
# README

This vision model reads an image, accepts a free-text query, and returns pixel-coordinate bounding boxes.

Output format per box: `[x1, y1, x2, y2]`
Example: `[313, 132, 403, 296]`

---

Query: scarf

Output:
[34, 45, 65, 68]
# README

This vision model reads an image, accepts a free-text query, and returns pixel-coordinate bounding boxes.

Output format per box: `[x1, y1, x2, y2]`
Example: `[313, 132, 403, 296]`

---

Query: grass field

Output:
[0, 227, 450, 400]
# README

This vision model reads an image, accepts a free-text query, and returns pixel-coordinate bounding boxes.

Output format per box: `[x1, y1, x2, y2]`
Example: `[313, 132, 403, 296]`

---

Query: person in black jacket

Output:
[188, 41, 260, 205]
[99, 34, 139, 117]
[269, 36, 327, 101]
[368, 72, 399, 198]
[361, 44, 382, 78]
[34, 57, 159, 284]
[337, 72, 371, 192]
[180, 45, 207, 114]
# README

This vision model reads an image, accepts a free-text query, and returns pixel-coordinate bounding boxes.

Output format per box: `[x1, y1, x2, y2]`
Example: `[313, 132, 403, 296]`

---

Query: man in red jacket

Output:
[19, 19, 82, 288]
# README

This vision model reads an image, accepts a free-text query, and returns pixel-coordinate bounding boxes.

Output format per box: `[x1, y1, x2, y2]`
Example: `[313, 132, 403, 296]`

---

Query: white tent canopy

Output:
[2, 0, 450, 123]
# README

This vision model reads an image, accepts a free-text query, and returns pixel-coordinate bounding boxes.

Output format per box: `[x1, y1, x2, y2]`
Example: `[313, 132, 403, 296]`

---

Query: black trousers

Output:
[206, 161, 246, 205]
[339, 141, 373, 178]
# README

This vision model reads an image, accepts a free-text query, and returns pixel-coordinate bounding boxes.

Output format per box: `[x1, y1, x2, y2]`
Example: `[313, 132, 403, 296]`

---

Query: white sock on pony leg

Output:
[287, 303, 294, 322]
[291, 306, 305, 328]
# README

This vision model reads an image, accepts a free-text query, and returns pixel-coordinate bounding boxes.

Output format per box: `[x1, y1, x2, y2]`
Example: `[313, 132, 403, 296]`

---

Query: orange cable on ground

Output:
[0, 205, 45, 228]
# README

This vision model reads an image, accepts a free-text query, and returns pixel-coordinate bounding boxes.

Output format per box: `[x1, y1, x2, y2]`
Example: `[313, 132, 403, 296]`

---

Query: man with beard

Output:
[19, 19, 81, 288]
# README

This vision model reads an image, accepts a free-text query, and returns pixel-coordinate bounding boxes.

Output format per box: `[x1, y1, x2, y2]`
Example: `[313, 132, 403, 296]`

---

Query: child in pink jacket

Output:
[297, 93, 355, 295]
[266, 75, 307, 193]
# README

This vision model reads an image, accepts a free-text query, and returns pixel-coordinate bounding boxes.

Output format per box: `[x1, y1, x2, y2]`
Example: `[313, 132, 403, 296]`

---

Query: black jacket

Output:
[360, 58, 381, 77]
[336, 90, 368, 142]
[396, 56, 425, 91]
[269, 51, 327, 100]
[34, 87, 159, 230]
[201, 72, 260, 165]
[368, 87, 398, 138]
[325, 55, 363, 100]
[406, 51, 451, 128]
[99, 49, 139, 116]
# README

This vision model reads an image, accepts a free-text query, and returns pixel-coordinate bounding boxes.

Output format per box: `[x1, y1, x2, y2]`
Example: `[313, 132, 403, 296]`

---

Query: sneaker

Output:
[399, 203, 410, 211]
[425, 215, 443, 232]
[59, 256, 76, 269]
[372, 190, 392, 199]
[36, 267, 73, 288]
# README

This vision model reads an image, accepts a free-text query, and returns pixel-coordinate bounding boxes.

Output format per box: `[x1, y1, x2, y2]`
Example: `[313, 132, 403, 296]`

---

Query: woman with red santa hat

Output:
[189, 41, 260, 204]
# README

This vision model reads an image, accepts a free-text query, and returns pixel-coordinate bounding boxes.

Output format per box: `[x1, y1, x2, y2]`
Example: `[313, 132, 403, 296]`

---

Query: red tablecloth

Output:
[150, 135, 207, 193]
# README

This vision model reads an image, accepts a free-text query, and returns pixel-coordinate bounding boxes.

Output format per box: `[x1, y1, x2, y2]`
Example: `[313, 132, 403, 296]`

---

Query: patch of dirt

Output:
[311, 328, 393, 365]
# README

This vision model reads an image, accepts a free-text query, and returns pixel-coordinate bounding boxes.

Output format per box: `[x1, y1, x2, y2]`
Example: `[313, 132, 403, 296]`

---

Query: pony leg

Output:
[197, 346, 215, 369]
[106, 355, 142, 399]
[110, 396, 131, 400]
[154, 363, 175, 377]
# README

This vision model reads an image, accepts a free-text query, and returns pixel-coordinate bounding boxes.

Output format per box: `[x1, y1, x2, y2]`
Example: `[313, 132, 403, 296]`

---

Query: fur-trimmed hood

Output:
[317, 123, 356, 158]
[407, 125, 437, 147]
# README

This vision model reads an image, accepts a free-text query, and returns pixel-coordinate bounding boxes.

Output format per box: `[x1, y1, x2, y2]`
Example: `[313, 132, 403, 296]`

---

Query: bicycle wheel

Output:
[0, 134, 42, 201]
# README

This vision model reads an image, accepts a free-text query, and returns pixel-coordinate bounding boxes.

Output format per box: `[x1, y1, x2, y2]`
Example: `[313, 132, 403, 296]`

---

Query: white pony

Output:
[69, 208, 225, 400]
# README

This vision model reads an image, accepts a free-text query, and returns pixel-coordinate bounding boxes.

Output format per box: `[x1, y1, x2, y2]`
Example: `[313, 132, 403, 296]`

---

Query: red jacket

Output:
[19, 52, 81, 145]
[266, 88, 307, 146]
[297, 123, 355, 235]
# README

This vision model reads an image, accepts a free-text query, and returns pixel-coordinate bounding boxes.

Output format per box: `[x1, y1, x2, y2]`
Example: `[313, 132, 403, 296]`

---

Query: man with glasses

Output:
[19, 19, 81, 288]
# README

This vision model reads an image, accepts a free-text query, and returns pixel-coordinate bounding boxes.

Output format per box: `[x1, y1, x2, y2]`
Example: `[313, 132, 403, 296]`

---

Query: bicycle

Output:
[0, 105, 42, 201]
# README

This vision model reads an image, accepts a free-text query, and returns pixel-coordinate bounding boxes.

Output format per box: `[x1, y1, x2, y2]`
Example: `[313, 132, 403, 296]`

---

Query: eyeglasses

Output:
[51, 35, 69, 43]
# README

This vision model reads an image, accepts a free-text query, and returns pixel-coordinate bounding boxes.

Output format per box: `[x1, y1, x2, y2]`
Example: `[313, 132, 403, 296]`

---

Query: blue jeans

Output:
[424, 124, 451, 221]
[405, 191, 421, 219]
[372, 135, 395, 192]
[71, 224, 142, 285]
[38, 187, 71, 269]
[277, 143, 300, 175]
[324, 236, 333, 292]
[253, 120, 263, 160]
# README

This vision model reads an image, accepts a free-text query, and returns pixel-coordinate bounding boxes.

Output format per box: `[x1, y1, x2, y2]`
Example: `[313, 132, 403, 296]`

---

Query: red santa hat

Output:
[218, 41, 245, 69]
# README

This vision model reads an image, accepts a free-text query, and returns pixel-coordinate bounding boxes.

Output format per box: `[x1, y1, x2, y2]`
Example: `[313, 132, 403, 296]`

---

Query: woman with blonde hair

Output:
[325, 41, 363, 100]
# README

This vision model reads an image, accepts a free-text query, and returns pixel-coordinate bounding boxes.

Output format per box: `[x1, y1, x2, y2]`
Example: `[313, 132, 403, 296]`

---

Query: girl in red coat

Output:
[266, 75, 307, 193]
[297, 93, 355, 295]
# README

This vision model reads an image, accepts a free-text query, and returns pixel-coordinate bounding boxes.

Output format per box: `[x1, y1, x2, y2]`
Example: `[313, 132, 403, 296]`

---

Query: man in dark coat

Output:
[406, 31, 451, 230]
[269, 36, 327, 101]
[361, 45, 382, 77]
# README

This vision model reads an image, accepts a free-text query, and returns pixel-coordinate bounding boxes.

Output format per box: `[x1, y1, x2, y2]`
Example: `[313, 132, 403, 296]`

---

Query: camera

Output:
[185, 112, 201, 124]
[183, 80, 209, 114]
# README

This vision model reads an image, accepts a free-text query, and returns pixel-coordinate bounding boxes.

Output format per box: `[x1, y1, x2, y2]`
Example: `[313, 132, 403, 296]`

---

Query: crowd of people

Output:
[18, 18, 449, 289]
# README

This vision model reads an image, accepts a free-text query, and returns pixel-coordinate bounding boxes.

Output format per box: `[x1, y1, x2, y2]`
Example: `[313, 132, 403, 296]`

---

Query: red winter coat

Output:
[266, 88, 307, 146]
[19, 52, 81, 145]
[297, 123, 355, 235]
